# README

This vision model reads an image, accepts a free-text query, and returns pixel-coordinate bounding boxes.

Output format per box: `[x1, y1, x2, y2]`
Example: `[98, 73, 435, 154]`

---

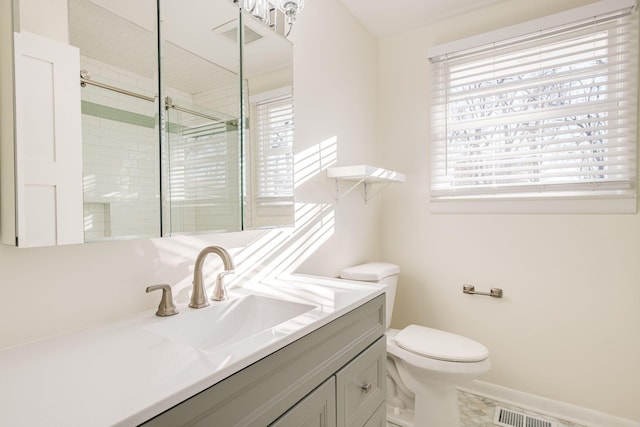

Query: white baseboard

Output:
[459, 380, 640, 427]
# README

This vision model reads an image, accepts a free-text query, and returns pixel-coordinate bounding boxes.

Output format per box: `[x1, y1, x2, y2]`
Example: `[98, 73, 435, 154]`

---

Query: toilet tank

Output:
[340, 262, 399, 328]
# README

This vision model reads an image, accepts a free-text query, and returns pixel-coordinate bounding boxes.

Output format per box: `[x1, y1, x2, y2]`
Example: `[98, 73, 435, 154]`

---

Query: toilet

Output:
[340, 262, 490, 427]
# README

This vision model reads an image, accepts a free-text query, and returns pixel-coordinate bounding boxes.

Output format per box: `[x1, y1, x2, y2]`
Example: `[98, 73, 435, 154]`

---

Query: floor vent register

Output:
[493, 406, 559, 427]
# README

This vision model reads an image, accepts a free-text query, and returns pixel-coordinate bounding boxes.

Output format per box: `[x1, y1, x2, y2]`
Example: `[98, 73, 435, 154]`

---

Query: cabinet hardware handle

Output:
[360, 383, 372, 393]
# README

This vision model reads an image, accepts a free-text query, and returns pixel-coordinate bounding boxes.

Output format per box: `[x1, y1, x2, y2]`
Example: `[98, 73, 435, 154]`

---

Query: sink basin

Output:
[145, 295, 315, 352]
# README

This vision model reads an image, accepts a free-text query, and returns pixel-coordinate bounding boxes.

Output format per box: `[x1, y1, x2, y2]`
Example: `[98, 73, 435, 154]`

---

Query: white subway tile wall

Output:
[81, 55, 159, 241]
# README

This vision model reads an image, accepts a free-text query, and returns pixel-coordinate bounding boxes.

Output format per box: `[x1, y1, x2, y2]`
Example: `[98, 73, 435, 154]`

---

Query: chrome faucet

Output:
[190, 246, 236, 308]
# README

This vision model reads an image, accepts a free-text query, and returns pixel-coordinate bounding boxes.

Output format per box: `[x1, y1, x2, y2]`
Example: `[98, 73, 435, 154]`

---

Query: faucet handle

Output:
[211, 270, 234, 301]
[146, 284, 179, 317]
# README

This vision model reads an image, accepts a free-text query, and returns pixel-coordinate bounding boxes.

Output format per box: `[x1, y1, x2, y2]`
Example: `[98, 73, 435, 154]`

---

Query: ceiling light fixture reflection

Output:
[237, 0, 304, 38]
[277, 0, 304, 37]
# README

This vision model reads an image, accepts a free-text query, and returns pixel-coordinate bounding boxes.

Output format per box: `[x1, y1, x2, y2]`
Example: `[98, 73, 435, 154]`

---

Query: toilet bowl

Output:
[340, 262, 490, 427]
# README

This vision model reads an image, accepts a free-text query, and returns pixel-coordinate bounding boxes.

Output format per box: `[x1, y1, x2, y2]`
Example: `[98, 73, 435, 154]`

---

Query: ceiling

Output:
[337, 0, 510, 37]
[68, 0, 290, 95]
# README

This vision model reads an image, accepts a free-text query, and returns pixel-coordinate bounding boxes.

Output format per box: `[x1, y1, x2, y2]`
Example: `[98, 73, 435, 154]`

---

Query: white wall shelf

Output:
[327, 165, 406, 203]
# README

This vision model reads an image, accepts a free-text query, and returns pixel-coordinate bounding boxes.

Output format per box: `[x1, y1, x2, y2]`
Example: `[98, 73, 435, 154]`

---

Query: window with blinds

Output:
[429, 2, 638, 213]
[252, 90, 294, 211]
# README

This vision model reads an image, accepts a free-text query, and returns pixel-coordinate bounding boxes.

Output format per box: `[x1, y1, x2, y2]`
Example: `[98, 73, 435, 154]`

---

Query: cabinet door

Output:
[363, 403, 386, 427]
[13, 31, 83, 247]
[271, 377, 336, 427]
[336, 337, 386, 427]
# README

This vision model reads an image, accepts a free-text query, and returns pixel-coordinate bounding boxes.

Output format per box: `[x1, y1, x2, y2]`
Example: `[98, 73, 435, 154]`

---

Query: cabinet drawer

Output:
[336, 337, 386, 427]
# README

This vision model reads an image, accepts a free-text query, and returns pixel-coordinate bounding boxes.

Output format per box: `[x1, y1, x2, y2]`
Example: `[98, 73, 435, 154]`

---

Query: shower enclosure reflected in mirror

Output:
[68, 0, 161, 241]
[69, 0, 293, 241]
[161, 0, 243, 235]
[9, 0, 293, 245]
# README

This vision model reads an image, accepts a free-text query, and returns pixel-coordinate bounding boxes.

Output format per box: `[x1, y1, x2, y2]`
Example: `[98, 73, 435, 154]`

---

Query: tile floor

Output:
[388, 389, 591, 427]
[457, 390, 589, 427]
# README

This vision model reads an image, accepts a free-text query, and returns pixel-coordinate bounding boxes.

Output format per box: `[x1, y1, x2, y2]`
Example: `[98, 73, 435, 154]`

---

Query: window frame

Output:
[428, 0, 638, 214]
[245, 86, 295, 227]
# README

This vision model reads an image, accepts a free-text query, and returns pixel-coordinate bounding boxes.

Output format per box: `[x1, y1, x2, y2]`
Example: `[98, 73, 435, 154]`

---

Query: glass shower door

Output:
[165, 100, 242, 234]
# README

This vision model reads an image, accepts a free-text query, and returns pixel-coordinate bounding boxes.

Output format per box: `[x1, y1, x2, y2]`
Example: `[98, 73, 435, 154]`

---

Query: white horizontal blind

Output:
[430, 8, 638, 209]
[253, 92, 294, 208]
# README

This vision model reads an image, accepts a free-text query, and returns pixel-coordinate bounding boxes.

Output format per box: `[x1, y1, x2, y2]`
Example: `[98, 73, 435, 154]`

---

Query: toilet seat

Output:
[387, 328, 491, 384]
[394, 325, 489, 363]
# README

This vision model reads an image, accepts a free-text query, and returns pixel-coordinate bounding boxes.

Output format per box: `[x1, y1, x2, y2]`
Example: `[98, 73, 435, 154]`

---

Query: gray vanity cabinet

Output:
[271, 377, 337, 427]
[335, 337, 386, 427]
[141, 295, 385, 427]
[362, 404, 386, 427]
[272, 336, 386, 427]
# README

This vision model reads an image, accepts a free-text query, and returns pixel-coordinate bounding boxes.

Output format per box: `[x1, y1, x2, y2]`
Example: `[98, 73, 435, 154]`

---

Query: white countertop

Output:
[0, 274, 384, 427]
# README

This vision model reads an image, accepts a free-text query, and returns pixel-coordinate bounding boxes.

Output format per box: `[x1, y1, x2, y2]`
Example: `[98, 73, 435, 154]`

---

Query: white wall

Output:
[292, 0, 382, 277]
[378, 0, 640, 422]
[0, 0, 380, 349]
[14, 0, 68, 42]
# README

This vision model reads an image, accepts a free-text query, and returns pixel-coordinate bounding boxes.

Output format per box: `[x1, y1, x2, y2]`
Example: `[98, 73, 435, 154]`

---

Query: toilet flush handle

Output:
[360, 383, 372, 393]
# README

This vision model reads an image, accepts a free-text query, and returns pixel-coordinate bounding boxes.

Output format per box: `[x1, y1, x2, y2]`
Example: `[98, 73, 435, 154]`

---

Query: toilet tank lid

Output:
[340, 262, 400, 281]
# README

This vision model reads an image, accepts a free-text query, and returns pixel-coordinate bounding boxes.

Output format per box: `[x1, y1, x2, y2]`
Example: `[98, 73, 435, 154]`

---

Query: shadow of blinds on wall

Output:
[428, 0, 638, 214]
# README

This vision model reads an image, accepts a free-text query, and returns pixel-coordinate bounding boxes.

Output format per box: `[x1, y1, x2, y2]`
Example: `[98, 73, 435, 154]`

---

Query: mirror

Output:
[241, 10, 295, 229]
[161, 0, 242, 235]
[68, 0, 161, 241]
[161, 3, 295, 234]
[8, 0, 294, 245]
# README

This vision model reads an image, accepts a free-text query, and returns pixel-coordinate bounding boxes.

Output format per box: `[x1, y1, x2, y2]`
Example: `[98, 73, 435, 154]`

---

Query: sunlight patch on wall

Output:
[295, 136, 337, 188]
[150, 135, 339, 300]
